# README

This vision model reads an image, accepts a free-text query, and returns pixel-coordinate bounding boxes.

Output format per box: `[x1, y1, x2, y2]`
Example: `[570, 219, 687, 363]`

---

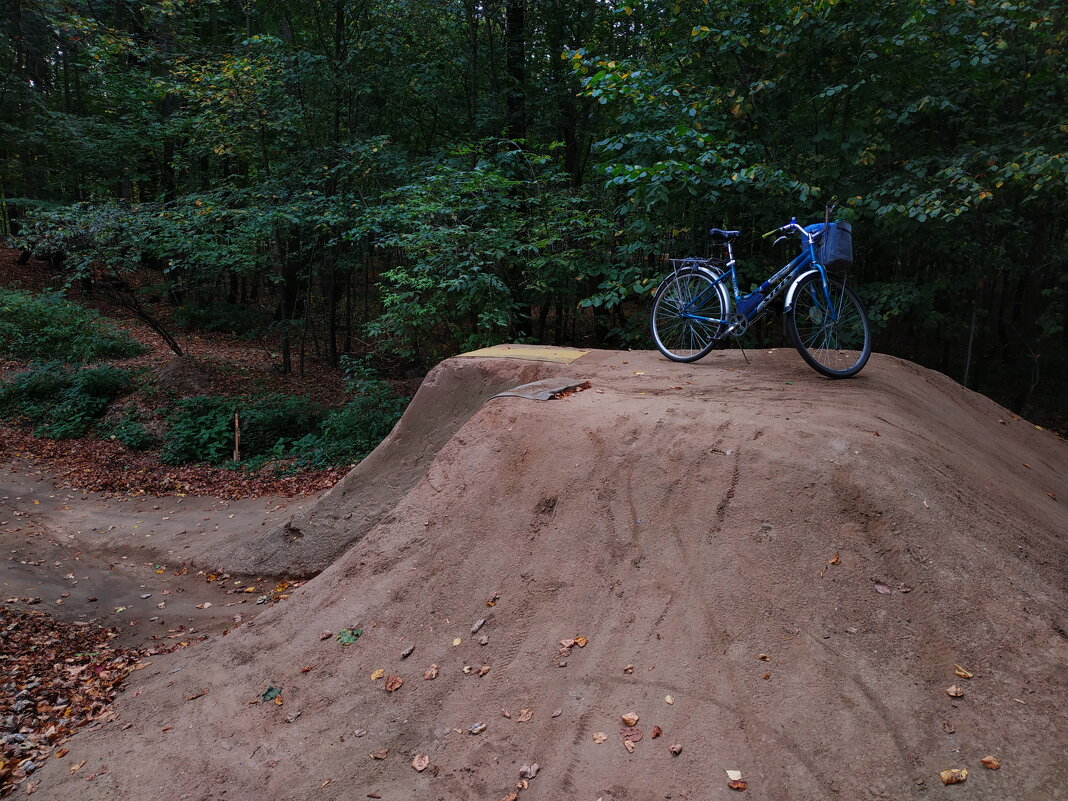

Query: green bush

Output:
[160, 394, 323, 465]
[0, 363, 134, 439]
[173, 302, 273, 339]
[295, 382, 408, 467]
[295, 360, 409, 467]
[0, 288, 145, 362]
[107, 404, 159, 450]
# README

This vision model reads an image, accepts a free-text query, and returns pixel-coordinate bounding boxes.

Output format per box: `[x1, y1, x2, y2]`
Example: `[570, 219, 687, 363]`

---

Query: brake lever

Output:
[772, 235, 788, 247]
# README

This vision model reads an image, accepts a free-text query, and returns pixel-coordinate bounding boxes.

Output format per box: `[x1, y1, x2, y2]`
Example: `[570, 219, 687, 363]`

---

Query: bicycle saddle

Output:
[708, 228, 741, 244]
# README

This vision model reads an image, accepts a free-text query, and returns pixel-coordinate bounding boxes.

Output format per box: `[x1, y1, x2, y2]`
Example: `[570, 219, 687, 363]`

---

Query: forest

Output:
[2, 0, 1066, 441]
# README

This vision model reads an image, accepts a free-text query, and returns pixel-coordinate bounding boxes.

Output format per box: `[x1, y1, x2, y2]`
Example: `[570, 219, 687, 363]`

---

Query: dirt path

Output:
[9, 348, 1068, 801]
[0, 461, 321, 648]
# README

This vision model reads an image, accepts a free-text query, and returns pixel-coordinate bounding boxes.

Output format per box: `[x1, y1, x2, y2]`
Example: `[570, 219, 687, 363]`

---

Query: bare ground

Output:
[6, 347, 1068, 801]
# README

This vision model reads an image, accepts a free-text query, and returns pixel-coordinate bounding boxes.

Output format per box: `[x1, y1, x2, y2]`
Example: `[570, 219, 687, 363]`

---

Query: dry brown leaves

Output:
[0, 426, 344, 500]
[939, 768, 968, 785]
[953, 665, 974, 679]
[621, 712, 639, 727]
[980, 756, 1000, 770]
[423, 664, 439, 681]
[945, 685, 964, 697]
[516, 708, 534, 723]
[0, 607, 142, 796]
[384, 675, 403, 692]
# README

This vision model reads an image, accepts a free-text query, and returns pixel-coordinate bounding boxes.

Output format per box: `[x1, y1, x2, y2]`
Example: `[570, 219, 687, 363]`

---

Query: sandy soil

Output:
[0, 463, 318, 647]
[10, 348, 1068, 801]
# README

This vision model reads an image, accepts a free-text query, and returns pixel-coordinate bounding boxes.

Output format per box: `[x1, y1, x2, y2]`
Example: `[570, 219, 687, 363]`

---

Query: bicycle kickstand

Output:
[734, 338, 750, 365]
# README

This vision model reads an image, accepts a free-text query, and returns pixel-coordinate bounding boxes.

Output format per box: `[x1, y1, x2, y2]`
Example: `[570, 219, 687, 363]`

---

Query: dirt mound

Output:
[205, 356, 563, 577]
[21, 349, 1068, 801]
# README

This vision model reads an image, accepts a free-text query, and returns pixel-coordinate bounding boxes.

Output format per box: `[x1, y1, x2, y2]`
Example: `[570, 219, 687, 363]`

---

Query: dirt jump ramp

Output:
[207, 355, 570, 577]
[26, 348, 1068, 801]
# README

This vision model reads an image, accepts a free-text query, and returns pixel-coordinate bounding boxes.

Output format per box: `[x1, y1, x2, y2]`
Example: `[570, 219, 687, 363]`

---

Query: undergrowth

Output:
[0, 287, 145, 362]
[0, 363, 135, 439]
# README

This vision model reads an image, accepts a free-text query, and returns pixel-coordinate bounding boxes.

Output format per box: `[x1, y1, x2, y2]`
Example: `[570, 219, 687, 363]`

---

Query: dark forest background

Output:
[2, 0, 1065, 423]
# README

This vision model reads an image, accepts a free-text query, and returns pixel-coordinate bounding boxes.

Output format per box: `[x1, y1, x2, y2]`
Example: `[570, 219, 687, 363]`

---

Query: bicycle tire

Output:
[786, 273, 872, 378]
[650, 268, 729, 362]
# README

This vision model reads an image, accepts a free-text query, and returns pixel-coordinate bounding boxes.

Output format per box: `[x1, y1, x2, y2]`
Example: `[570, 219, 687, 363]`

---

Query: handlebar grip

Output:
[761, 228, 779, 239]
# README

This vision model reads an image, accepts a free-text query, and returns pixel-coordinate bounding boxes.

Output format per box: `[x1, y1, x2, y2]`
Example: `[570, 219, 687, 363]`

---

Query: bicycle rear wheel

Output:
[786, 273, 871, 378]
[651, 268, 729, 362]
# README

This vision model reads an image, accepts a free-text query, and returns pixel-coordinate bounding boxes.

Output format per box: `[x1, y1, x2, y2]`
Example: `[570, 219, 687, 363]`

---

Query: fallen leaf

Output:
[469, 722, 487, 735]
[195, 602, 213, 609]
[501, 709, 512, 718]
[478, 664, 491, 676]
[953, 665, 974, 679]
[623, 739, 635, 754]
[874, 583, 892, 594]
[274, 695, 283, 706]
[519, 763, 539, 779]
[486, 592, 500, 607]
[384, 675, 403, 692]
[551, 708, 562, 717]
[652, 725, 662, 738]
[623, 664, 634, 674]
[575, 636, 588, 647]
[762, 672, 771, 680]
[946, 684, 964, 697]
[939, 768, 968, 785]
[517, 708, 534, 723]
[54, 748, 70, 759]
[828, 552, 841, 565]
[370, 749, 388, 760]
[70, 760, 87, 774]
[665, 695, 674, 704]
[187, 689, 208, 701]
[621, 727, 643, 742]
[412, 754, 430, 772]
[980, 756, 1000, 770]
[500, 794, 518, 801]
[337, 627, 362, 645]
[320, 779, 332, 789]
[261, 686, 281, 702]
[757, 654, 770, 661]
[726, 770, 743, 781]
[559, 638, 576, 648]
[424, 664, 439, 680]
[592, 732, 608, 744]
[319, 631, 332, 640]
[452, 637, 462, 647]
[727, 780, 748, 791]
[669, 743, 682, 755]
[300, 665, 315, 673]
[370, 668, 384, 680]
[942, 720, 955, 734]
[621, 712, 639, 727]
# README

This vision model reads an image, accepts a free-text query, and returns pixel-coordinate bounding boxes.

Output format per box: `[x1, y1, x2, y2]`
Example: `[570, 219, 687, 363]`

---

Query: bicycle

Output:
[649, 214, 872, 378]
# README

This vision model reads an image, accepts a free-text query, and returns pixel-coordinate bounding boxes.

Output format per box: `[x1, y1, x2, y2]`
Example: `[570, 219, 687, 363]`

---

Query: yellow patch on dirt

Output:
[457, 344, 589, 364]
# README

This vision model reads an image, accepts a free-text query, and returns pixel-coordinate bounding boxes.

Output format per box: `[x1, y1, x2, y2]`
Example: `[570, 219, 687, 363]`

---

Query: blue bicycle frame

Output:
[672, 220, 838, 337]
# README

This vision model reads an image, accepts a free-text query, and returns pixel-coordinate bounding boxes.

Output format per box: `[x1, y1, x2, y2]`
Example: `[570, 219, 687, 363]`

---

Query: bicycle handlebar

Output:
[762, 218, 811, 240]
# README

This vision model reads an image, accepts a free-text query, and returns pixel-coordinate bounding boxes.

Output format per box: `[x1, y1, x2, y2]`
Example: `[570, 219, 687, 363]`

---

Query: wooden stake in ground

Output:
[233, 411, 241, 462]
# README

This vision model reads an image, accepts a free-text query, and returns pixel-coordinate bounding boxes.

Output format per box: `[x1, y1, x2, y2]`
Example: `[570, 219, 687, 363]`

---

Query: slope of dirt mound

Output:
[21, 349, 1068, 801]
[206, 356, 564, 577]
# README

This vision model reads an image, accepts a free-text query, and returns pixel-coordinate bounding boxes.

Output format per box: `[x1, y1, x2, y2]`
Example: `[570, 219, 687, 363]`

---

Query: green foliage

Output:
[160, 394, 323, 466]
[0, 363, 134, 439]
[106, 404, 158, 451]
[0, 288, 144, 362]
[363, 144, 617, 356]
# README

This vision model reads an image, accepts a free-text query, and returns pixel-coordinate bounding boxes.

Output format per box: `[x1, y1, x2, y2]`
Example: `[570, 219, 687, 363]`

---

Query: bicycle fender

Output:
[782, 269, 821, 314]
[654, 264, 725, 296]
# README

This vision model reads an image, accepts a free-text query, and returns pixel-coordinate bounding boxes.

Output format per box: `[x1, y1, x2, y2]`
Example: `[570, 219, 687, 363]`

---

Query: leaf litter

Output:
[0, 607, 142, 796]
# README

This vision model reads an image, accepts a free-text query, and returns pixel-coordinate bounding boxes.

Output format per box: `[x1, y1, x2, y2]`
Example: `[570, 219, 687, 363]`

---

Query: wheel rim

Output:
[793, 278, 868, 374]
[653, 273, 724, 359]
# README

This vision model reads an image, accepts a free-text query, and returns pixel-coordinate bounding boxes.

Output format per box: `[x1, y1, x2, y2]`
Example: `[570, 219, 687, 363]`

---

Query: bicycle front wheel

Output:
[650, 268, 729, 362]
[786, 273, 871, 378]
